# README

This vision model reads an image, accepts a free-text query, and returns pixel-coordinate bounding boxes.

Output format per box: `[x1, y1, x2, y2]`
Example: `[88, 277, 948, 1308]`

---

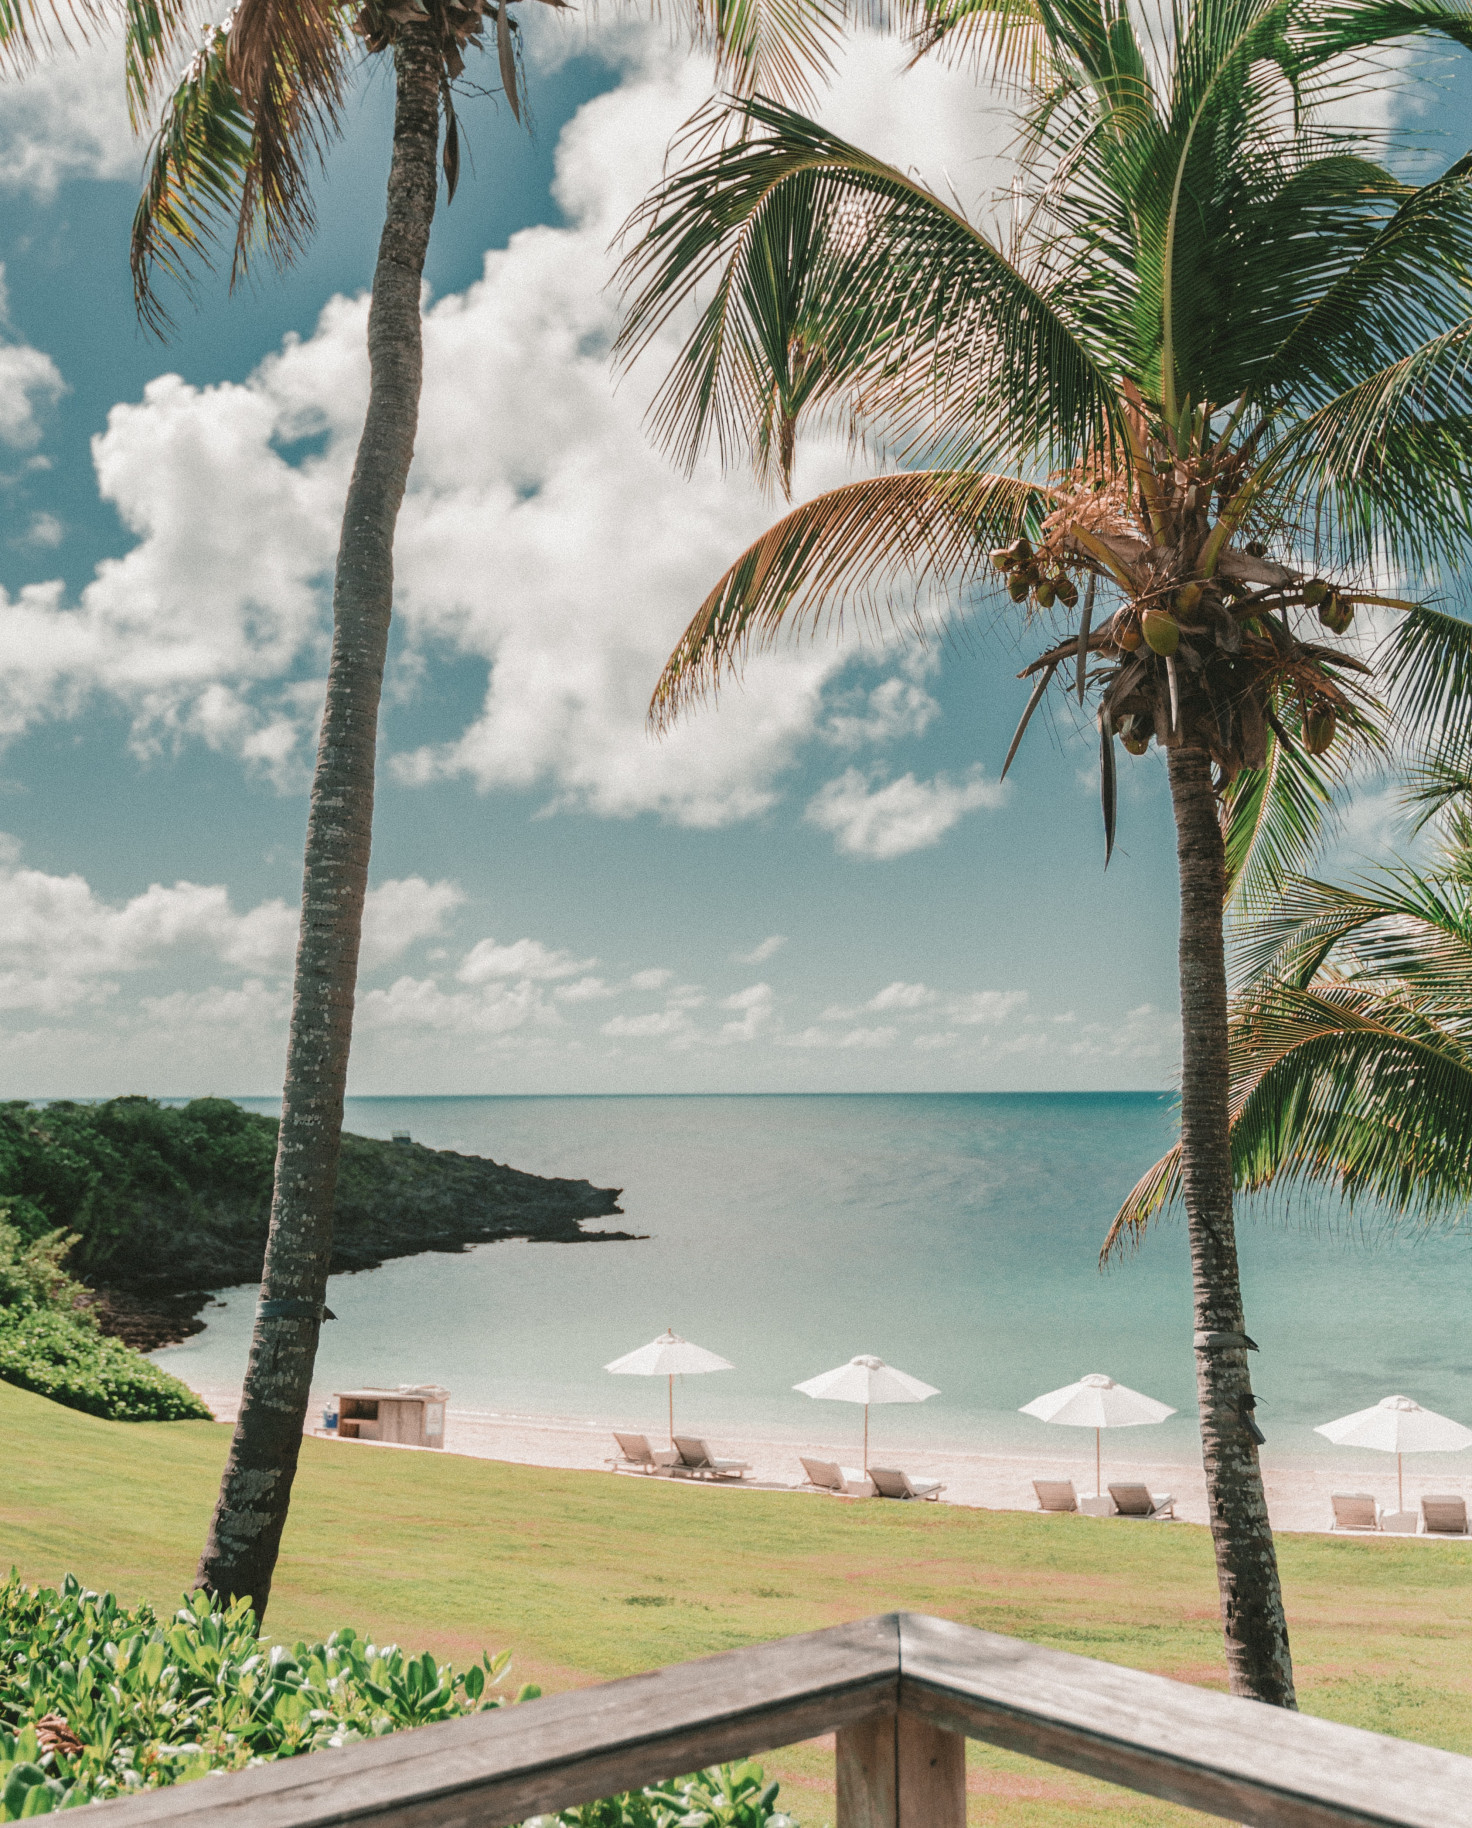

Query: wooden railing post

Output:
[837, 1712, 965, 1827]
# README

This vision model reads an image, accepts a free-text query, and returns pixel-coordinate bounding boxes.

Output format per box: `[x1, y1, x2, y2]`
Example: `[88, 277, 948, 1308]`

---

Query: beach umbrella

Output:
[1020, 1373, 1176, 1495]
[794, 1354, 939, 1470]
[605, 1329, 734, 1445]
[1314, 1395, 1472, 1514]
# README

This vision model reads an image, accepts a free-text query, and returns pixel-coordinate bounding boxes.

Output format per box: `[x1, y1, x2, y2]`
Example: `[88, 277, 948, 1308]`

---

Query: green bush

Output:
[0, 1220, 210, 1423]
[0, 1577, 797, 1826]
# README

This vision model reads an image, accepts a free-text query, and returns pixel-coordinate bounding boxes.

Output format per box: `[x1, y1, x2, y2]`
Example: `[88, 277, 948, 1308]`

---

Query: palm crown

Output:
[618, 0, 1472, 854]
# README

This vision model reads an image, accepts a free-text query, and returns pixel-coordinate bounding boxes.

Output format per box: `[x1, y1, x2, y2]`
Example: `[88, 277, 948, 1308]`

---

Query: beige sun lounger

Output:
[1421, 1494, 1469, 1535]
[868, 1466, 945, 1501]
[800, 1457, 873, 1497]
[608, 1431, 678, 1474]
[672, 1435, 751, 1480]
[1033, 1479, 1079, 1513]
[1108, 1482, 1175, 1519]
[1331, 1492, 1381, 1532]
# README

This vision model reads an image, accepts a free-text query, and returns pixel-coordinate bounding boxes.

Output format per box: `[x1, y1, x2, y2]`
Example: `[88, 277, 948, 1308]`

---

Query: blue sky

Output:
[0, 16, 1456, 1097]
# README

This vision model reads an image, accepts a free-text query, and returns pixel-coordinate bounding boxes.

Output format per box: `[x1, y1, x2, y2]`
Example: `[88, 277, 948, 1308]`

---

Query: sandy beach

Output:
[189, 1384, 1472, 1536]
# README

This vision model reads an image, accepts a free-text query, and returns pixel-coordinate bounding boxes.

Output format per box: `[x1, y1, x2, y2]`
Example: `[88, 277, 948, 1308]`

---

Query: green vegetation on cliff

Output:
[0, 1221, 210, 1422]
[0, 1097, 628, 1342]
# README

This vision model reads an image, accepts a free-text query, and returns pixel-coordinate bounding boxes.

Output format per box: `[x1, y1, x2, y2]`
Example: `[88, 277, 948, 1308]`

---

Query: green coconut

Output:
[1304, 704, 1338, 754]
[1141, 610, 1180, 656]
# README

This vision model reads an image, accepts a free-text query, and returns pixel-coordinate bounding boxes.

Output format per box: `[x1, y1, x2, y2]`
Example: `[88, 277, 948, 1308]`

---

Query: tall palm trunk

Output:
[195, 24, 441, 1621]
[1168, 744, 1296, 1708]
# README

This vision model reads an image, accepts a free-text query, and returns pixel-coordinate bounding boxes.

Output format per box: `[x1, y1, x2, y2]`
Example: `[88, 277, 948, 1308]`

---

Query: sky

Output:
[0, 11, 1459, 1098]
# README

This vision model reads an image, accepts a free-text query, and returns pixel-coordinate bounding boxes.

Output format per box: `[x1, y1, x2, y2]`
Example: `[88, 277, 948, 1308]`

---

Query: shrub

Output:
[0, 1220, 210, 1424]
[0, 1577, 797, 1825]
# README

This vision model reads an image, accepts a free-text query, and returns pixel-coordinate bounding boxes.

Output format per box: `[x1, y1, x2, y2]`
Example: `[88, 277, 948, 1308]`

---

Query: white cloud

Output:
[822, 674, 940, 750]
[0, 837, 460, 1012]
[0, 24, 1016, 829]
[806, 765, 1007, 859]
[733, 935, 785, 965]
[720, 981, 774, 1041]
[629, 966, 674, 990]
[360, 974, 556, 1035]
[0, 35, 139, 193]
[555, 974, 616, 1002]
[601, 1008, 691, 1038]
[946, 989, 1029, 1026]
[0, 341, 63, 448]
[458, 936, 596, 983]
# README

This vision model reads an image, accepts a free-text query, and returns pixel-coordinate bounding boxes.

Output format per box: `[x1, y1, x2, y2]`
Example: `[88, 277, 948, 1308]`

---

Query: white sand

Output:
[188, 1383, 1472, 1536]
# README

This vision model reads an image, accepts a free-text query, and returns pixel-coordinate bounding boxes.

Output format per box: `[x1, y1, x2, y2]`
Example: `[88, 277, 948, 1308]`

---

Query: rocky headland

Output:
[0, 1097, 635, 1351]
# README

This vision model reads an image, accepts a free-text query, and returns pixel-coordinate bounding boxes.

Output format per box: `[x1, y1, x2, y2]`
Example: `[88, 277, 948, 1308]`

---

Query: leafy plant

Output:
[0, 1218, 210, 1424]
[528, 1763, 798, 1827]
[0, 1578, 796, 1826]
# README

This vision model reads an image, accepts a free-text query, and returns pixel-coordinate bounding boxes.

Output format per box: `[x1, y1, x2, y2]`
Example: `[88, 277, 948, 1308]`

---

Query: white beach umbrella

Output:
[605, 1329, 734, 1445]
[794, 1354, 939, 1470]
[1314, 1395, 1472, 1513]
[1020, 1372, 1176, 1495]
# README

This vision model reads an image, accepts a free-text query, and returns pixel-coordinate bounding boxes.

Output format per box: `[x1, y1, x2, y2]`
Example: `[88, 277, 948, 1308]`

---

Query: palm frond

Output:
[1221, 724, 1338, 912]
[616, 97, 1121, 481]
[0, 0, 101, 77]
[649, 469, 1044, 725]
[124, 0, 196, 127]
[131, 26, 257, 333]
[1380, 601, 1472, 736]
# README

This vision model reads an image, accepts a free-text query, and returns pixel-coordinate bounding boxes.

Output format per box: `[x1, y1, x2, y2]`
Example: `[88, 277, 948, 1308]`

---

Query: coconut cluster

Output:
[989, 538, 1079, 610]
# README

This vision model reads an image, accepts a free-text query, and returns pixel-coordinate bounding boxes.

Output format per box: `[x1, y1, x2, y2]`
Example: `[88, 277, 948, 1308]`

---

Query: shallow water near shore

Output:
[153, 1092, 1472, 1477]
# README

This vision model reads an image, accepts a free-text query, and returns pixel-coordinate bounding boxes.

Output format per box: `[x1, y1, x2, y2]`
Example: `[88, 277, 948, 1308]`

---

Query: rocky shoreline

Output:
[86, 1129, 636, 1352]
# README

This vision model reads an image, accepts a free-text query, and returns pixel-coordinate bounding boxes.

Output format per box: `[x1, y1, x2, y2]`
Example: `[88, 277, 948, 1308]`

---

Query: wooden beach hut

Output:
[332, 1384, 449, 1449]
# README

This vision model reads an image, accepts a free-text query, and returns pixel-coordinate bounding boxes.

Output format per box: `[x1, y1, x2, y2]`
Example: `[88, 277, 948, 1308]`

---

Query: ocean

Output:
[152, 1093, 1472, 1471]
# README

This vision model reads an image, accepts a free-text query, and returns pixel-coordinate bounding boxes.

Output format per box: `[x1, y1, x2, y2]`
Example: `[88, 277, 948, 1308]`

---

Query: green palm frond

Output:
[124, 0, 196, 126]
[902, 0, 1049, 79]
[0, 0, 102, 76]
[688, 0, 848, 102]
[130, 1, 355, 331]
[1381, 602, 1472, 736]
[1221, 726, 1338, 911]
[616, 98, 1121, 480]
[649, 469, 1045, 724]
[131, 26, 258, 333]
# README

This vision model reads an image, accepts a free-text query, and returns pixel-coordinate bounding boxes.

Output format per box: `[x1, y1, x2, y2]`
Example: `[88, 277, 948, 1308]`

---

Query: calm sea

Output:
[152, 1093, 1472, 1469]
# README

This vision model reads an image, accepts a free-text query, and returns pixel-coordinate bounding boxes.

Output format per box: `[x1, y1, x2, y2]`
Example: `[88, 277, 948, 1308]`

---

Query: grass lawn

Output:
[4, 1381, 1471, 1825]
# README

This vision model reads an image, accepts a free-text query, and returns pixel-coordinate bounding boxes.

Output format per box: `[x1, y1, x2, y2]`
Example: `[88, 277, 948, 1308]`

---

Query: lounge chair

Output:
[1033, 1479, 1079, 1513]
[608, 1432, 677, 1474]
[1108, 1482, 1175, 1519]
[672, 1436, 751, 1480]
[799, 1457, 873, 1497]
[868, 1466, 945, 1502]
[1421, 1494, 1469, 1536]
[1330, 1492, 1381, 1532]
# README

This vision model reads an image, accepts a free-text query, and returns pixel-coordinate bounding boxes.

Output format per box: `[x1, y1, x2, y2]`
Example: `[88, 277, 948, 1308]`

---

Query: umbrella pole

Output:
[1398, 1452, 1403, 1514]
[669, 1374, 674, 1448]
[864, 1404, 869, 1473]
[1096, 1427, 1101, 1497]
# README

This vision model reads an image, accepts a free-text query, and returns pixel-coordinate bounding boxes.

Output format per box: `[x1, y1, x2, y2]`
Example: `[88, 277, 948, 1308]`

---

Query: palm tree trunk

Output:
[1167, 744, 1296, 1708]
[195, 24, 441, 1621]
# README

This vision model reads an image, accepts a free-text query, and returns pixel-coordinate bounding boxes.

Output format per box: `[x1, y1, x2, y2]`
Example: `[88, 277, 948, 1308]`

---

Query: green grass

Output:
[4, 1380, 1471, 1825]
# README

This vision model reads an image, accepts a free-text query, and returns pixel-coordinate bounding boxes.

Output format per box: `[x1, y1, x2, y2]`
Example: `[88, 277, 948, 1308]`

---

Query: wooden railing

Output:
[97, 1613, 1472, 1828]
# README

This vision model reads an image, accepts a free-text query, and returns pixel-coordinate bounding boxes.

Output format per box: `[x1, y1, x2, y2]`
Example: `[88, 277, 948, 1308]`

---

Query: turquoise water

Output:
[153, 1093, 1472, 1469]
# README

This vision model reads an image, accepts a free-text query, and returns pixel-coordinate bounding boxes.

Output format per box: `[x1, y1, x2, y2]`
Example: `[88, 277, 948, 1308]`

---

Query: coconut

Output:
[1055, 577, 1079, 608]
[1304, 704, 1337, 754]
[1319, 592, 1354, 635]
[1035, 581, 1056, 608]
[1302, 579, 1329, 607]
[1122, 731, 1150, 755]
[1141, 610, 1181, 656]
[990, 548, 1014, 572]
[1007, 574, 1031, 602]
[1175, 581, 1203, 615]
[1116, 618, 1143, 651]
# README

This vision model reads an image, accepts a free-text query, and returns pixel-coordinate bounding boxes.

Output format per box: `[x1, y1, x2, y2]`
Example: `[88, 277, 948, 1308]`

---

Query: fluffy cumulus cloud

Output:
[0, 23, 1017, 832]
[0, 35, 139, 192]
[805, 765, 1008, 859]
[0, 834, 462, 1016]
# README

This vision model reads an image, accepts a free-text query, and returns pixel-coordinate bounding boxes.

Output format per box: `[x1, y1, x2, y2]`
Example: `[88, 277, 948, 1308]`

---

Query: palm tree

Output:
[123, 0, 850, 1622]
[1110, 717, 1472, 1246]
[616, 0, 1472, 1703]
